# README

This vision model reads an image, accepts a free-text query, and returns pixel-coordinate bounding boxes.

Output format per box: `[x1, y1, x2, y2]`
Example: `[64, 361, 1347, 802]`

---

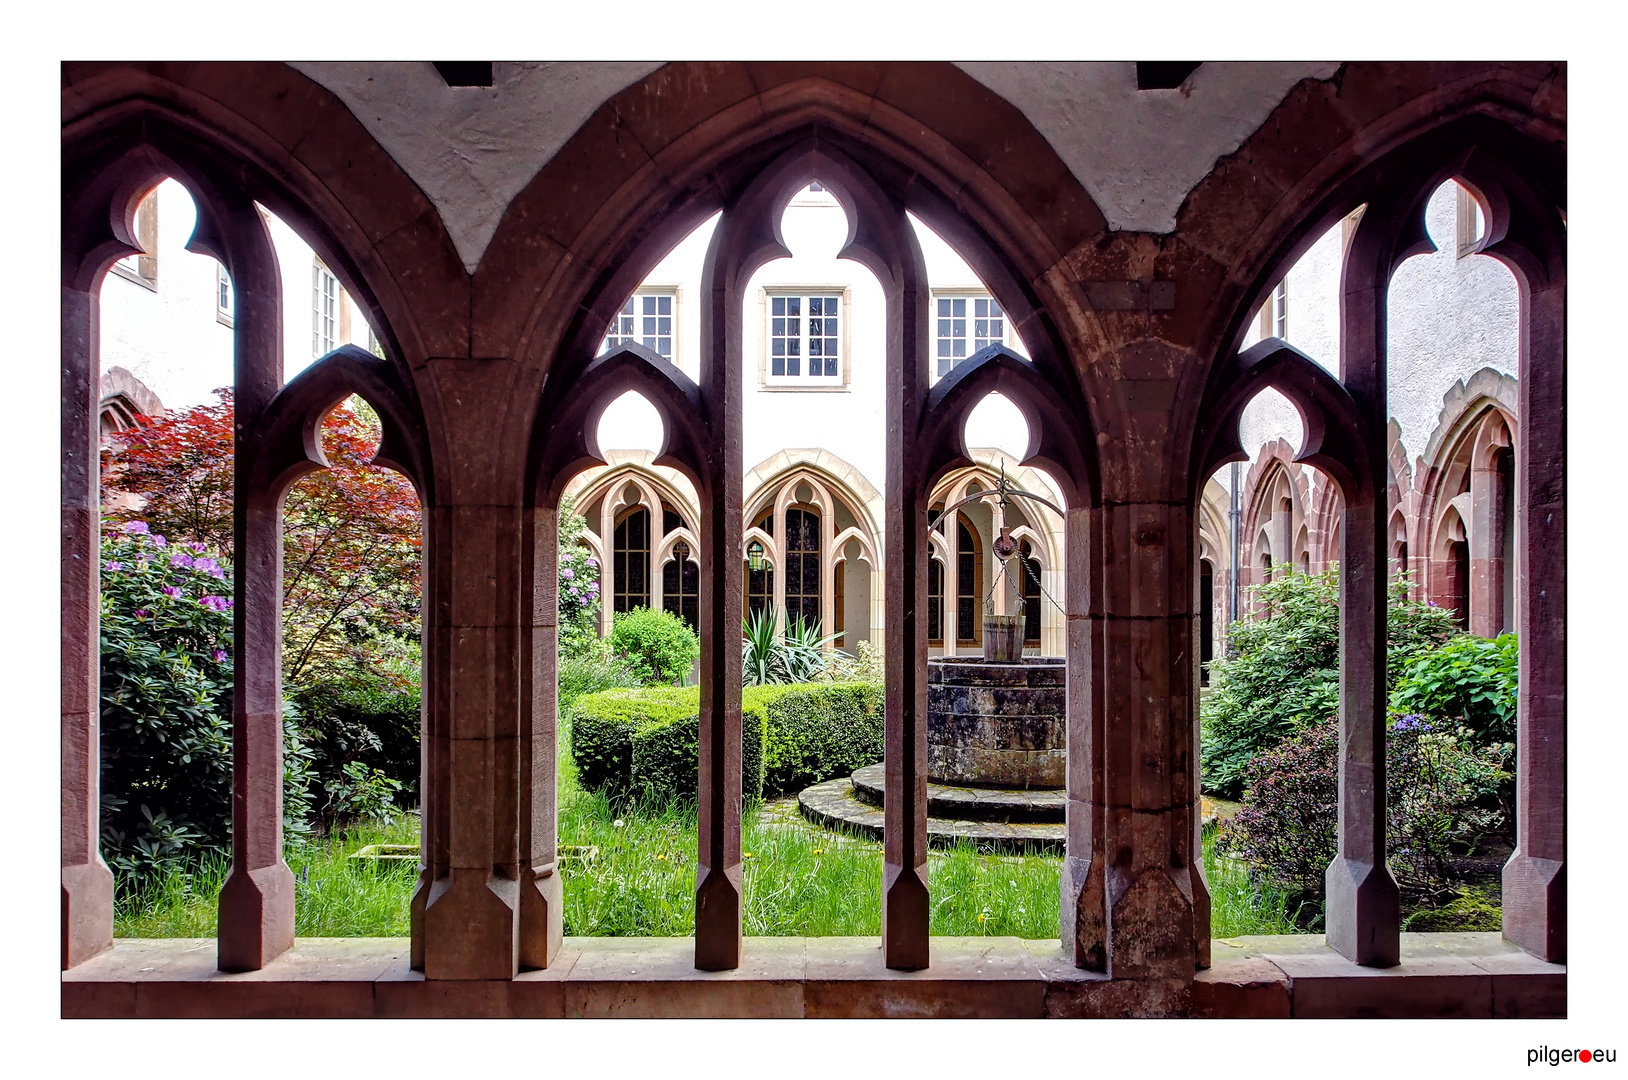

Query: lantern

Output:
[747, 540, 766, 572]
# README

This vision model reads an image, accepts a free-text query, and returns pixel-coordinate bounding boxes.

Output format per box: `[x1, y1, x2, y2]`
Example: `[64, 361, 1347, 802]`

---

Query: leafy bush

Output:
[291, 679, 421, 808]
[557, 494, 602, 655]
[817, 639, 886, 685]
[1217, 713, 1514, 906]
[610, 606, 699, 686]
[1390, 632, 1518, 747]
[750, 682, 883, 796]
[99, 524, 312, 889]
[570, 687, 764, 802]
[569, 682, 883, 803]
[558, 643, 642, 714]
[1201, 567, 1459, 798]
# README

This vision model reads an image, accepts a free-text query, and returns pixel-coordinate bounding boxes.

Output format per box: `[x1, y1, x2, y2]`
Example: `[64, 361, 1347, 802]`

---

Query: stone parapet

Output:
[63, 933, 1562, 1019]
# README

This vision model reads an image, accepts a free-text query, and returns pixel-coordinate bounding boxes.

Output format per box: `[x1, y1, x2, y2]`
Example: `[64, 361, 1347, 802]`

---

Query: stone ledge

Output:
[63, 933, 1563, 1019]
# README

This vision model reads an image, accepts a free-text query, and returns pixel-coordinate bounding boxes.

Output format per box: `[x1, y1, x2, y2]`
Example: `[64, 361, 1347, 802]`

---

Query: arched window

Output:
[662, 540, 698, 630]
[784, 506, 821, 629]
[956, 516, 982, 646]
[928, 556, 945, 645]
[613, 506, 650, 614]
[744, 510, 773, 620]
[1020, 539, 1042, 647]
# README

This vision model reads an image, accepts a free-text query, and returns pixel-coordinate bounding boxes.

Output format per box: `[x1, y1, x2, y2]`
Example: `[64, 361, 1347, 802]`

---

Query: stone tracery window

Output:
[662, 540, 699, 630]
[613, 505, 651, 613]
[784, 506, 821, 628]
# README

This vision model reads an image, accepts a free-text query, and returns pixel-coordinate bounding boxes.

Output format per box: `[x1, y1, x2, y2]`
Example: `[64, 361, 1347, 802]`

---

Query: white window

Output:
[934, 293, 1005, 377]
[1271, 279, 1288, 339]
[767, 292, 842, 382]
[313, 260, 339, 357]
[601, 291, 676, 361]
[216, 263, 234, 327]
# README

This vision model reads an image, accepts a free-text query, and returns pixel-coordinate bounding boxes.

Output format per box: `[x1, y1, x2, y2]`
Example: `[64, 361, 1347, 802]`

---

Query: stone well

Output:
[927, 656, 1065, 790]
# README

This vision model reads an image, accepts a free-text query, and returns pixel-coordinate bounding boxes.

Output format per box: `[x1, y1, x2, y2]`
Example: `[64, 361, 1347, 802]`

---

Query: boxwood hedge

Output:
[568, 682, 882, 803]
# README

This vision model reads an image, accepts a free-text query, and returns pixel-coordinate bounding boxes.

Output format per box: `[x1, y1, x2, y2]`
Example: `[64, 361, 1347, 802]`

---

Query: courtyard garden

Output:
[99, 393, 1517, 943]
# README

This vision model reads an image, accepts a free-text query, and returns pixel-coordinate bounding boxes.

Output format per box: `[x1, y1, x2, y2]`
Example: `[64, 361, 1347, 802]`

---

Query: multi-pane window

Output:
[216, 263, 234, 326]
[769, 294, 841, 380]
[602, 292, 675, 361]
[935, 295, 1004, 377]
[662, 540, 699, 631]
[784, 507, 822, 628]
[956, 518, 981, 645]
[313, 261, 339, 357]
[928, 557, 945, 645]
[745, 511, 774, 620]
[1271, 279, 1288, 339]
[613, 507, 650, 614]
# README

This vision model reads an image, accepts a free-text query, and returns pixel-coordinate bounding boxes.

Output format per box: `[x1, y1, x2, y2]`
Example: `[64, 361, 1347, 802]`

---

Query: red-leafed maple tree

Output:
[103, 389, 423, 686]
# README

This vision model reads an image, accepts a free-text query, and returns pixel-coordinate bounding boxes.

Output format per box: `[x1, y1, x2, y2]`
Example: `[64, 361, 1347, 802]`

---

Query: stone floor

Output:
[62, 933, 1564, 1018]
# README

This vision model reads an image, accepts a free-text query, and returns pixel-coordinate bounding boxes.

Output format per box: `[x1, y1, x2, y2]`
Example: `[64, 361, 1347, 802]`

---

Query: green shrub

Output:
[611, 606, 699, 686]
[1201, 567, 1459, 798]
[558, 645, 642, 713]
[569, 681, 884, 803]
[747, 682, 884, 797]
[1217, 713, 1513, 907]
[99, 523, 312, 889]
[571, 686, 764, 802]
[1390, 632, 1518, 747]
[292, 679, 421, 806]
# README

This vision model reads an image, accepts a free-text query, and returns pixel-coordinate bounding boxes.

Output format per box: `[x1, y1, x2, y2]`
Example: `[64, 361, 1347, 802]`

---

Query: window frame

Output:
[313, 259, 340, 358]
[929, 289, 1009, 380]
[110, 189, 159, 291]
[757, 286, 852, 391]
[215, 262, 234, 327]
[601, 287, 681, 365]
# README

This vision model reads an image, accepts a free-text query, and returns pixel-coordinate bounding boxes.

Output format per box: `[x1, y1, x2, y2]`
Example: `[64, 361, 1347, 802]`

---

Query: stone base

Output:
[849, 763, 1063, 823]
[62, 933, 1564, 1018]
[798, 774, 1064, 852]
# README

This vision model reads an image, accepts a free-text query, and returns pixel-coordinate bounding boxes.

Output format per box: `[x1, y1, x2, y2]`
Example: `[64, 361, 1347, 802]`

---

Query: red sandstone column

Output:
[420, 492, 524, 979]
[1503, 279, 1565, 961]
[1060, 505, 1107, 970]
[61, 280, 114, 969]
[519, 505, 563, 968]
[695, 228, 744, 973]
[1098, 499, 1197, 979]
[1468, 437, 1506, 638]
[217, 203, 295, 972]
[881, 240, 930, 973]
[1326, 216, 1401, 968]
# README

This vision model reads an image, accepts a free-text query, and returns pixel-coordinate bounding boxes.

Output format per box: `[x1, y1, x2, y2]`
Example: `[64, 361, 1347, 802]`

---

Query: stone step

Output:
[798, 776, 1065, 854]
[848, 762, 1065, 823]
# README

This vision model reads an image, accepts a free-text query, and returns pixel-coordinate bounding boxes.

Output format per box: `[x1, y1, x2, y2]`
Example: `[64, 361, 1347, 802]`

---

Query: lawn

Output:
[115, 725, 1308, 940]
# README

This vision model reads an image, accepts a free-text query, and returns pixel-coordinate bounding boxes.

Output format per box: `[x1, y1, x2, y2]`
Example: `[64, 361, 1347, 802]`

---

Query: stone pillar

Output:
[1503, 278, 1565, 962]
[61, 280, 114, 969]
[1325, 215, 1401, 968]
[218, 201, 296, 972]
[941, 514, 959, 658]
[418, 362, 525, 980]
[1098, 500, 1197, 979]
[519, 505, 563, 969]
[1060, 505, 1106, 970]
[1468, 441, 1506, 638]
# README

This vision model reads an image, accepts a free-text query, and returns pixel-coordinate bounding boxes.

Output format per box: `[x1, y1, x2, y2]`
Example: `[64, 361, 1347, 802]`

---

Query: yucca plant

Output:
[742, 605, 781, 686]
[741, 605, 839, 685]
[780, 615, 838, 682]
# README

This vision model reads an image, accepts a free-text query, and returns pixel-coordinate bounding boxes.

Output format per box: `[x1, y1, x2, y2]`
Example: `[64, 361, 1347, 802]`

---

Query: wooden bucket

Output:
[982, 614, 1023, 661]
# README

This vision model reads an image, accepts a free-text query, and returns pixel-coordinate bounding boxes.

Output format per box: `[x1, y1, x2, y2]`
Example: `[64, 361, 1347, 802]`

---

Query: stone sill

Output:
[63, 932, 1563, 1019]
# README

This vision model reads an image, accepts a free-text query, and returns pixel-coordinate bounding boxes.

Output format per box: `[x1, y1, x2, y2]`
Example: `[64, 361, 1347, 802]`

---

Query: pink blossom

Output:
[152, 535, 167, 548]
[104, 561, 122, 572]
[586, 557, 598, 567]
[212, 649, 228, 663]
[562, 568, 574, 579]
[199, 595, 229, 612]
[162, 586, 183, 599]
[122, 521, 149, 535]
[170, 552, 194, 569]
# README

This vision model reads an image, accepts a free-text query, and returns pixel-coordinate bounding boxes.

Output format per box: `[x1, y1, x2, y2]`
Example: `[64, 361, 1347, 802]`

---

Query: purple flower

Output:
[187, 542, 207, 553]
[212, 649, 228, 664]
[122, 521, 149, 535]
[132, 609, 152, 619]
[569, 587, 579, 596]
[170, 552, 194, 569]
[151, 535, 167, 548]
[161, 586, 183, 599]
[209, 567, 226, 579]
[562, 568, 574, 579]
[193, 556, 218, 574]
[104, 561, 122, 573]
[586, 557, 598, 568]
[587, 581, 599, 592]
[199, 595, 229, 612]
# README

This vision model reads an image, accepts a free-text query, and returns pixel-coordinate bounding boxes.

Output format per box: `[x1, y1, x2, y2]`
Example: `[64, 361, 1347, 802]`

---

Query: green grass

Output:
[114, 729, 1313, 939]
[114, 816, 420, 938]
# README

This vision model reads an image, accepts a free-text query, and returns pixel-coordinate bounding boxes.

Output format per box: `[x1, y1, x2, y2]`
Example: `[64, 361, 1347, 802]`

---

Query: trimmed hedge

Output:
[569, 682, 881, 803]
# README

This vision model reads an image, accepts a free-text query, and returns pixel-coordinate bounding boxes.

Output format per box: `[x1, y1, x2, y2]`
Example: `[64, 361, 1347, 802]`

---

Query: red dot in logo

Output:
[1581, 1051, 1593, 1063]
